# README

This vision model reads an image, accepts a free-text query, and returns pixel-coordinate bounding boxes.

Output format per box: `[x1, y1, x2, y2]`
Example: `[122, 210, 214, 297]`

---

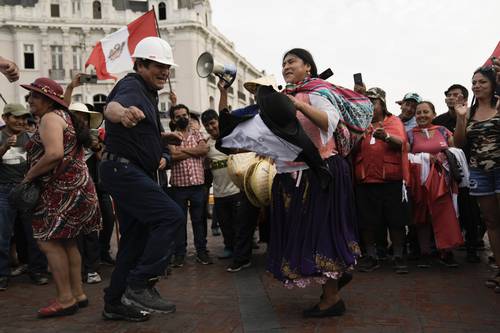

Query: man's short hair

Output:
[133, 58, 153, 71]
[201, 109, 218, 125]
[445, 84, 469, 100]
[169, 104, 190, 120]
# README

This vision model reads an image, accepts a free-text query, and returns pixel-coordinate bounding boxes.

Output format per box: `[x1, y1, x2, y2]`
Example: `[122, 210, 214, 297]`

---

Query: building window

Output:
[51, 45, 63, 69]
[23, 44, 35, 69]
[93, 1, 102, 19]
[72, 46, 82, 70]
[228, 86, 234, 95]
[50, 3, 60, 17]
[73, 94, 83, 102]
[72, 0, 81, 15]
[209, 96, 214, 109]
[93, 94, 107, 113]
[159, 2, 166, 20]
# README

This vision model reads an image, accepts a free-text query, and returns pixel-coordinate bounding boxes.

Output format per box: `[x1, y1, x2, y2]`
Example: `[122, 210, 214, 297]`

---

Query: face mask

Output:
[176, 117, 189, 130]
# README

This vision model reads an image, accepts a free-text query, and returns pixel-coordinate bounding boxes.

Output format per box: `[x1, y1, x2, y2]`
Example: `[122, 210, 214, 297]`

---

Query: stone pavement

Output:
[1, 232, 499, 333]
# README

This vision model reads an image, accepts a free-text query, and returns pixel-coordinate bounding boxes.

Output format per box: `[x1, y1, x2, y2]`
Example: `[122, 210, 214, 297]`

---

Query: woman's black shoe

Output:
[338, 273, 353, 290]
[303, 299, 346, 318]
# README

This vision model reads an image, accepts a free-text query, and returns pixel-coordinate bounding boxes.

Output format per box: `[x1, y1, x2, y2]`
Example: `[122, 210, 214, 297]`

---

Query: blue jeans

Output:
[0, 184, 47, 278]
[170, 185, 207, 256]
[99, 161, 183, 304]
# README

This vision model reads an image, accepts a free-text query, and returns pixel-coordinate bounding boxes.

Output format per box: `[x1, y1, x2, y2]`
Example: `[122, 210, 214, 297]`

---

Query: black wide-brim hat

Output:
[256, 85, 331, 189]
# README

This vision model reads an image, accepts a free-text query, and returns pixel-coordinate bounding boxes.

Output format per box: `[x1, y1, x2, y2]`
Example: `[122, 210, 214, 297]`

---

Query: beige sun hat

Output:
[243, 158, 276, 207]
[68, 102, 103, 129]
[243, 75, 279, 95]
[227, 152, 257, 190]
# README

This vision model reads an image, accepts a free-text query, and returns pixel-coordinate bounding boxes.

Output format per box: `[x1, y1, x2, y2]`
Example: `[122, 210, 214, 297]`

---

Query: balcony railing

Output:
[49, 69, 65, 81]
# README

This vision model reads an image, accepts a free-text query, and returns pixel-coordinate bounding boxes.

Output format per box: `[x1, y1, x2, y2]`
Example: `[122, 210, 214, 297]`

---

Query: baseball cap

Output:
[365, 87, 387, 105]
[2, 103, 31, 117]
[396, 92, 422, 105]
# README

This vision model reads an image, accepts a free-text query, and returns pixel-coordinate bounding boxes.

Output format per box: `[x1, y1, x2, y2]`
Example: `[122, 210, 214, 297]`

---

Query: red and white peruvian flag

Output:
[484, 41, 500, 67]
[85, 10, 158, 80]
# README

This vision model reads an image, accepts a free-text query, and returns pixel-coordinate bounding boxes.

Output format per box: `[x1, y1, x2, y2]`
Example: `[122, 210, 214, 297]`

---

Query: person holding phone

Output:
[69, 103, 106, 284]
[354, 88, 411, 274]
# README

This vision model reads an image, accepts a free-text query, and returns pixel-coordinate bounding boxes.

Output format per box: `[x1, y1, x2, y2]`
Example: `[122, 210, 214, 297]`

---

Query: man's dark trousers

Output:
[100, 160, 184, 305]
[232, 194, 260, 264]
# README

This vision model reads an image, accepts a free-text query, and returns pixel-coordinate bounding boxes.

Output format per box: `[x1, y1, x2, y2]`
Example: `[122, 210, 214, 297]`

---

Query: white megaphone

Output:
[196, 52, 237, 88]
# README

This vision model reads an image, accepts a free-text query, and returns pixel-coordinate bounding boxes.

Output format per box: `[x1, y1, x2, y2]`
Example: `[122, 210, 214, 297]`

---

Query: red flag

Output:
[483, 41, 500, 67]
[85, 10, 158, 80]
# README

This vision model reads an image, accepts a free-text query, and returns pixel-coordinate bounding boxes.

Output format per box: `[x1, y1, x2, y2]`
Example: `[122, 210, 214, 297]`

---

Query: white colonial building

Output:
[0, 0, 263, 123]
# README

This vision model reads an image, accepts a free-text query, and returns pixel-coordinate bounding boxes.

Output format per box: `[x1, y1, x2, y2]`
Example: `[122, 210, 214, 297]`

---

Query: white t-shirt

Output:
[207, 139, 240, 198]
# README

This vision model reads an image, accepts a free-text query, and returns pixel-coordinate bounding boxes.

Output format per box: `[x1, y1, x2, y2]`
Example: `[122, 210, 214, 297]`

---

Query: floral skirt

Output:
[267, 155, 360, 288]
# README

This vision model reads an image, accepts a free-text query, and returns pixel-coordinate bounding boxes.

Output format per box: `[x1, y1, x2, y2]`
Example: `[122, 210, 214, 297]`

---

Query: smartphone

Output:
[353, 73, 363, 85]
[318, 68, 334, 80]
[79, 74, 98, 84]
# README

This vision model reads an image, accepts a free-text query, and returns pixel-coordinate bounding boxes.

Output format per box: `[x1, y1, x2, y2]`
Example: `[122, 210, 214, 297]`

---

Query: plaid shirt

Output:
[170, 129, 205, 187]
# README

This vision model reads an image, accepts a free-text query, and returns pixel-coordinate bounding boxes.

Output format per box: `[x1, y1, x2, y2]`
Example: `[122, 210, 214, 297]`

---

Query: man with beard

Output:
[168, 104, 210, 268]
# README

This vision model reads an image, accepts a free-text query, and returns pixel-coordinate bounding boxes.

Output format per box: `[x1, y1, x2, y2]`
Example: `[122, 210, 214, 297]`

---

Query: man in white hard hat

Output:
[99, 36, 184, 321]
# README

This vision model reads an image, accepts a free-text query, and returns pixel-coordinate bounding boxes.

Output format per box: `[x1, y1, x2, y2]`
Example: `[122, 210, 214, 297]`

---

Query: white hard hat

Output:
[132, 37, 178, 67]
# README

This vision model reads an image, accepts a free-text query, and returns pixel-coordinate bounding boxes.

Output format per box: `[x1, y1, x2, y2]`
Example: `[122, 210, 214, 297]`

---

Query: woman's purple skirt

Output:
[267, 155, 360, 288]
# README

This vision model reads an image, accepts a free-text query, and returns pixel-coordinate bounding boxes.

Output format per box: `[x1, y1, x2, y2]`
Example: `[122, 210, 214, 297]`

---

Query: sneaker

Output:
[121, 286, 176, 314]
[100, 253, 116, 266]
[0, 277, 8, 291]
[392, 257, 409, 274]
[86, 272, 102, 284]
[226, 260, 251, 272]
[217, 248, 233, 260]
[357, 256, 380, 272]
[10, 264, 28, 277]
[171, 255, 185, 268]
[102, 302, 150, 322]
[417, 255, 432, 268]
[211, 227, 221, 236]
[196, 252, 213, 265]
[439, 252, 459, 268]
[30, 272, 49, 285]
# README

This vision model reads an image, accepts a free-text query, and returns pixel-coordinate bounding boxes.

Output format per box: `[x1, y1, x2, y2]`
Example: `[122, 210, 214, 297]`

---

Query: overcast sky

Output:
[210, 0, 500, 115]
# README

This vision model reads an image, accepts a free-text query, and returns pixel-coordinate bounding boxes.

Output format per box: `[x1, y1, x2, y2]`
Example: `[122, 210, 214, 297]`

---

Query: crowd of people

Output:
[0, 38, 499, 323]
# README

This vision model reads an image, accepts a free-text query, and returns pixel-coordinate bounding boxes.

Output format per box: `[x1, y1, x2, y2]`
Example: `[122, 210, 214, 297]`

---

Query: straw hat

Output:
[243, 158, 276, 207]
[227, 152, 257, 189]
[243, 75, 279, 95]
[68, 102, 103, 129]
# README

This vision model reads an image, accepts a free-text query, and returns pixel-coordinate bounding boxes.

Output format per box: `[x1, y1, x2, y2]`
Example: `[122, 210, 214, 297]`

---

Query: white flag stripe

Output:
[101, 26, 133, 74]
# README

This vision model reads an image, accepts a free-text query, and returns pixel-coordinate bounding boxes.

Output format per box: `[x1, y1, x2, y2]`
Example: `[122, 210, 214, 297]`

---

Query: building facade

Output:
[0, 0, 263, 123]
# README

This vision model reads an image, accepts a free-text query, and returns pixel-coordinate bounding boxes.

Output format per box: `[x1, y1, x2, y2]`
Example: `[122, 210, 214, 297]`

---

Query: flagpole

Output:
[152, 6, 173, 93]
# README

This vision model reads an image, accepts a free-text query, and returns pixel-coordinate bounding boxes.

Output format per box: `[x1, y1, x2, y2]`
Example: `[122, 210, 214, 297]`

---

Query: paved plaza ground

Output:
[1, 231, 500, 333]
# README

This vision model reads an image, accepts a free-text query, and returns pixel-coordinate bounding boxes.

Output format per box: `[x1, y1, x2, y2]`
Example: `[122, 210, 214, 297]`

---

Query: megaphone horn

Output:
[196, 52, 237, 88]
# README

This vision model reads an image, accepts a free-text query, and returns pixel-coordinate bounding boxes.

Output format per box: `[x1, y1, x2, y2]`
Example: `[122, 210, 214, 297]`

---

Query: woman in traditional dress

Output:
[454, 66, 500, 293]
[266, 48, 360, 318]
[21, 77, 101, 317]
